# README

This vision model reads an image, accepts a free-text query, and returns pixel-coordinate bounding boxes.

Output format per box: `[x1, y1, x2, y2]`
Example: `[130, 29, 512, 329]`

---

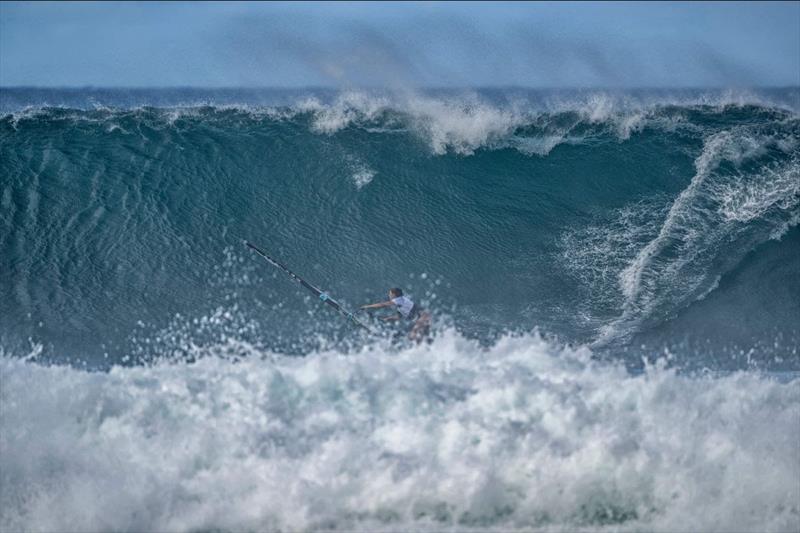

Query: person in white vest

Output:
[360, 287, 431, 342]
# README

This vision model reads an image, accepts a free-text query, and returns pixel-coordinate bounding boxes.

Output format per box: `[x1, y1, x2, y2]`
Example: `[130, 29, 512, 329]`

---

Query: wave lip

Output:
[4, 88, 798, 157]
[2, 332, 798, 532]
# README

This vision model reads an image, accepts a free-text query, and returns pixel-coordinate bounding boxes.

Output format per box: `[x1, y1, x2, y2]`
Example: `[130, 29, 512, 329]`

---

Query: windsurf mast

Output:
[245, 241, 372, 332]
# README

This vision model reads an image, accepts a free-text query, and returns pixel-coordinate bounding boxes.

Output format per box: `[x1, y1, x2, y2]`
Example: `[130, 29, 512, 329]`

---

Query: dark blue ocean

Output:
[1, 88, 799, 532]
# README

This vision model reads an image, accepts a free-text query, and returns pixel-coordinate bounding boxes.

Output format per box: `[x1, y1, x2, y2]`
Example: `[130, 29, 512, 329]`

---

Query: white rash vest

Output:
[391, 296, 415, 318]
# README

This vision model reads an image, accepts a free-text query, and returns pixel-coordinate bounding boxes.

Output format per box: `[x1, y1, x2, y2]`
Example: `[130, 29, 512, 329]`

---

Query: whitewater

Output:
[1, 87, 799, 532]
[2, 332, 798, 532]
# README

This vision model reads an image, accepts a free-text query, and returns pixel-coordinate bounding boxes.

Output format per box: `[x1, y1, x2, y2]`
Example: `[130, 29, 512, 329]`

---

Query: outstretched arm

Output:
[360, 300, 394, 310]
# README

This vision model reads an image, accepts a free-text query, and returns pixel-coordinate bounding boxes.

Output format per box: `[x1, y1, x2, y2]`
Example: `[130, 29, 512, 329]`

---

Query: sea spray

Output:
[1, 331, 798, 532]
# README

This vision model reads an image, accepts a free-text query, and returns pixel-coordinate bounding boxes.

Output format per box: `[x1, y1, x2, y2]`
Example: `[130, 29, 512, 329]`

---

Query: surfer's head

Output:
[389, 288, 403, 298]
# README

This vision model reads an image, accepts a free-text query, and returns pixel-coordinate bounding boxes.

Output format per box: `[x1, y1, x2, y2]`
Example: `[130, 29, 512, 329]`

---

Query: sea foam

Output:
[599, 125, 800, 345]
[2, 331, 798, 532]
[4, 88, 797, 157]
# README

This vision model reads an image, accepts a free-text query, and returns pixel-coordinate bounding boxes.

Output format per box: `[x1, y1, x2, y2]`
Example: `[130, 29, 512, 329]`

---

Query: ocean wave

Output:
[262, 89, 799, 155]
[2, 87, 797, 364]
[1, 331, 798, 532]
[597, 124, 800, 345]
[559, 197, 673, 315]
[3, 89, 797, 156]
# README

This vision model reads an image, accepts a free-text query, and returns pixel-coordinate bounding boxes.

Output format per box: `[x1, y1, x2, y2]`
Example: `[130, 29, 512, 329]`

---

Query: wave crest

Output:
[4, 89, 797, 157]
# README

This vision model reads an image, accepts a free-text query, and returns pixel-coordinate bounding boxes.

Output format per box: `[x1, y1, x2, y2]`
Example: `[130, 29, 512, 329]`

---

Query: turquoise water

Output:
[1, 88, 798, 532]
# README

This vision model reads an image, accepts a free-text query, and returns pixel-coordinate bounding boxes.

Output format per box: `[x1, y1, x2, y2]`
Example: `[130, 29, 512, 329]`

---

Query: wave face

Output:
[2, 88, 798, 368]
[1, 88, 799, 531]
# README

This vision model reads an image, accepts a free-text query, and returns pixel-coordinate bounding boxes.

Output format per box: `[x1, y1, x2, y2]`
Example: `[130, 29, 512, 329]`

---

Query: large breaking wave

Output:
[1, 87, 799, 531]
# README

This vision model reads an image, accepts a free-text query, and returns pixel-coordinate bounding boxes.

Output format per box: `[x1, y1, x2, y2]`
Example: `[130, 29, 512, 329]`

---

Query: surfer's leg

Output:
[409, 312, 431, 343]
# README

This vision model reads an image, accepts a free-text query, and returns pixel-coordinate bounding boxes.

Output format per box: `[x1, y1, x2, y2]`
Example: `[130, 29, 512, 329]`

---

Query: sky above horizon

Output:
[1, 1, 798, 88]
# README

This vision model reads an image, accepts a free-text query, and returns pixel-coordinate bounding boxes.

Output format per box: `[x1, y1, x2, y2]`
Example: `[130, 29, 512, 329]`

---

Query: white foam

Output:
[601, 126, 800, 344]
[2, 332, 798, 532]
[351, 166, 375, 190]
[296, 90, 665, 156]
[299, 90, 527, 155]
[401, 93, 524, 155]
[560, 198, 671, 314]
[292, 89, 799, 157]
[510, 134, 569, 156]
[718, 160, 800, 222]
[306, 91, 392, 134]
[714, 134, 800, 223]
[6, 89, 796, 158]
[344, 155, 376, 190]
